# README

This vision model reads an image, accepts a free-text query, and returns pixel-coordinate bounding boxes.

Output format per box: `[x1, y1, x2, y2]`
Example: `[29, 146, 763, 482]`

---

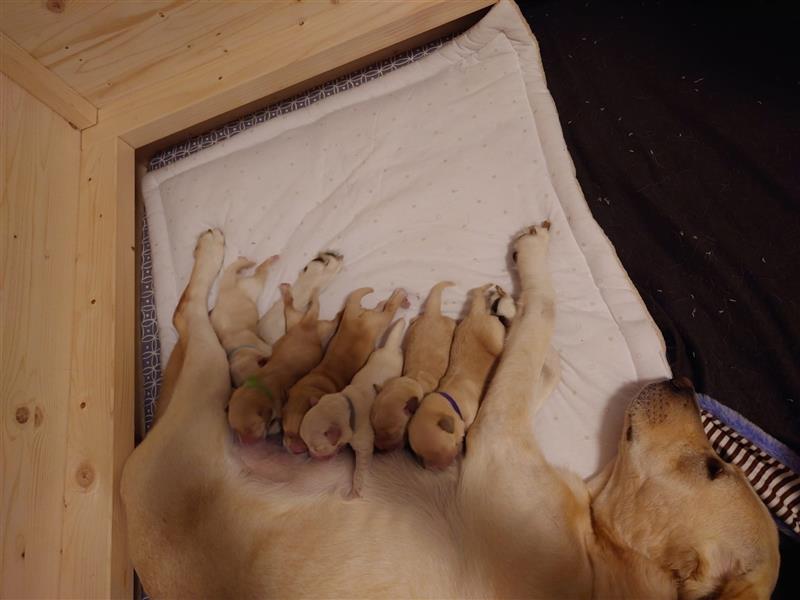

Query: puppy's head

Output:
[229, 348, 269, 382]
[592, 378, 779, 599]
[299, 393, 354, 459]
[407, 393, 465, 470]
[371, 376, 424, 451]
[227, 385, 276, 445]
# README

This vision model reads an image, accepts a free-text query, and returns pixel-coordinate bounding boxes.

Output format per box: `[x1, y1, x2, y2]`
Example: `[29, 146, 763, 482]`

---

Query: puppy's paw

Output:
[301, 251, 343, 281]
[194, 228, 225, 269]
[488, 285, 517, 326]
[288, 251, 344, 313]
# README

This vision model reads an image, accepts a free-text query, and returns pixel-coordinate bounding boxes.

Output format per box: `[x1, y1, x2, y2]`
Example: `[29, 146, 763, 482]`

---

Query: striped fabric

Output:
[702, 408, 800, 537]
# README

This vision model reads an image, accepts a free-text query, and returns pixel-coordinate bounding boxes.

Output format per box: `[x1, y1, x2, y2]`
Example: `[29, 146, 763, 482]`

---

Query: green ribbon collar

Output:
[243, 376, 275, 403]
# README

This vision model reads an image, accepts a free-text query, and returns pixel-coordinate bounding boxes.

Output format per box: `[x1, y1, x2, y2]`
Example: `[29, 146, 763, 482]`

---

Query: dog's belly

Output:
[236, 434, 354, 492]
[230, 441, 473, 597]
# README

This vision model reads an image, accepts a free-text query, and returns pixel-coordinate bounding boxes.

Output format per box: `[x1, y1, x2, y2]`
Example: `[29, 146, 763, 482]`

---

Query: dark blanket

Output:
[516, 0, 799, 595]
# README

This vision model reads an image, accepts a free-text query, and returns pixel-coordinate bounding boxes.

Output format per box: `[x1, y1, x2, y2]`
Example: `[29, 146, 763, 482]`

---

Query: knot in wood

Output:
[15, 406, 30, 424]
[76, 463, 95, 489]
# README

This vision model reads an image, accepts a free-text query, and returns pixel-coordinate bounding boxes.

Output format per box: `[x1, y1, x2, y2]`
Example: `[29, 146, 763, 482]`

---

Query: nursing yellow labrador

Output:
[121, 225, 778, 599]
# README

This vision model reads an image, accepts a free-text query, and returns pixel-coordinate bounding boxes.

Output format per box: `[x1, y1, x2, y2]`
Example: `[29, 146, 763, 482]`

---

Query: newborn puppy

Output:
[282, 287, 409, 454]
[258, 251, 342, 347]
[227, 284, 338, 444]
[210, 256, 278, 386]
[371, 281, 457, 451]
[407, 284, 510, 469]
[300, 319, 406, 496]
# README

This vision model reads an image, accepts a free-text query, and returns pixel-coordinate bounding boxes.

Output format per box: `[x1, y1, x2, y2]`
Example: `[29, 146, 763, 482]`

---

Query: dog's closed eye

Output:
[706, 456, 725, 481]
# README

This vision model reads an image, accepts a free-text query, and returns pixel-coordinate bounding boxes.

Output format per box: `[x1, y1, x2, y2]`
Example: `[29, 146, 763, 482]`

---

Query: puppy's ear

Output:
[257, 406, 274, 424]
[325, 425, 341, 446]
[437, 416, 455, 434]
[404, 397, 420, 416]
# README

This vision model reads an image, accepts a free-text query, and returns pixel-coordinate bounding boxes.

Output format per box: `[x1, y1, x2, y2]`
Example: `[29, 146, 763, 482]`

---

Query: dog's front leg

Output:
[154, 229, 232, 431]
[465, 221, 556, 453]
[458, 222, 591, 597]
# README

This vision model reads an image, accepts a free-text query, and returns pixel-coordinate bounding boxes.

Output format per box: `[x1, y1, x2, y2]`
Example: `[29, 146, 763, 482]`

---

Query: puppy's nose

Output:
[670, 376, 695, 392]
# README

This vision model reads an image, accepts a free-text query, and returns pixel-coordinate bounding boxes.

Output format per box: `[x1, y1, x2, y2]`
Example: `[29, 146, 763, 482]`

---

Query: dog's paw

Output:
[194, 228, 225, 266]
[488, 285, 517, 326]
[512, 220, 550, 267]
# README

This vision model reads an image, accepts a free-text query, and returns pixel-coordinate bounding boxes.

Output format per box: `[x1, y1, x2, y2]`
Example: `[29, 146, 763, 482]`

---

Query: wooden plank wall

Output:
[0, 73, 135, 600]
[0, 1, 495, 597]
[1, 72, 82, 598]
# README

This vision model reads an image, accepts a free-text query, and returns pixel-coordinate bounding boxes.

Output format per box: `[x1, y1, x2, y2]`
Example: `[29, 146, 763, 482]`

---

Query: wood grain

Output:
[84, 0, 495, 147]
[60, 137, 135, 599]
[0, 73, 81, 598]
[0, 33, 96, 129]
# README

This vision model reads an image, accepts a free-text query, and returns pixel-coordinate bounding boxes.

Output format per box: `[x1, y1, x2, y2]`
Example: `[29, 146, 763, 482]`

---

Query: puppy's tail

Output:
[219, 257, 254, 291]
[468, 283, 494, 315]
[382, 318, 406, 351]
[254, 254, 279, 283]
[344, 287, 374, 313]
[424, 281, 455, 316]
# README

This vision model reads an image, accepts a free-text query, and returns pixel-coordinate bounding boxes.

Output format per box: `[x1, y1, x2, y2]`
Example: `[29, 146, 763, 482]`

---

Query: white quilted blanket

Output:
[141, 0, 671, 478]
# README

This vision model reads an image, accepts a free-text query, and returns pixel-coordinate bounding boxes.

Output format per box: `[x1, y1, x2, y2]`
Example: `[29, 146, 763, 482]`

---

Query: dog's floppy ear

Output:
[663, 545, 702, 592]
[675, 547, 775, 600]
[713, 567, 777, 600]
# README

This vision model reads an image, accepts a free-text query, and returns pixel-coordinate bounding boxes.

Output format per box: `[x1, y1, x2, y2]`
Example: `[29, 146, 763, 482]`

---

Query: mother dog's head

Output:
[590, 377, 779, 599]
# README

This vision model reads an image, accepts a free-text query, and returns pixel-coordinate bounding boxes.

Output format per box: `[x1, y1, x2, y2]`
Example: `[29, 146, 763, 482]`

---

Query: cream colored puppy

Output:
[300, 318, 406, 496]
[407, 283, 509, 469]
[282, 287, 409, 454]
[371, 281, 456, 451]
[227, 284, 338, 444]
[210, 256, 278, 386]
[258, 251, 342, 347]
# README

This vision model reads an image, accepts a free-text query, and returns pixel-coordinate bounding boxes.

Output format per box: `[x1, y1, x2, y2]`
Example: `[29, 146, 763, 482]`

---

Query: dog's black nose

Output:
[670, 376, 694, 392]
